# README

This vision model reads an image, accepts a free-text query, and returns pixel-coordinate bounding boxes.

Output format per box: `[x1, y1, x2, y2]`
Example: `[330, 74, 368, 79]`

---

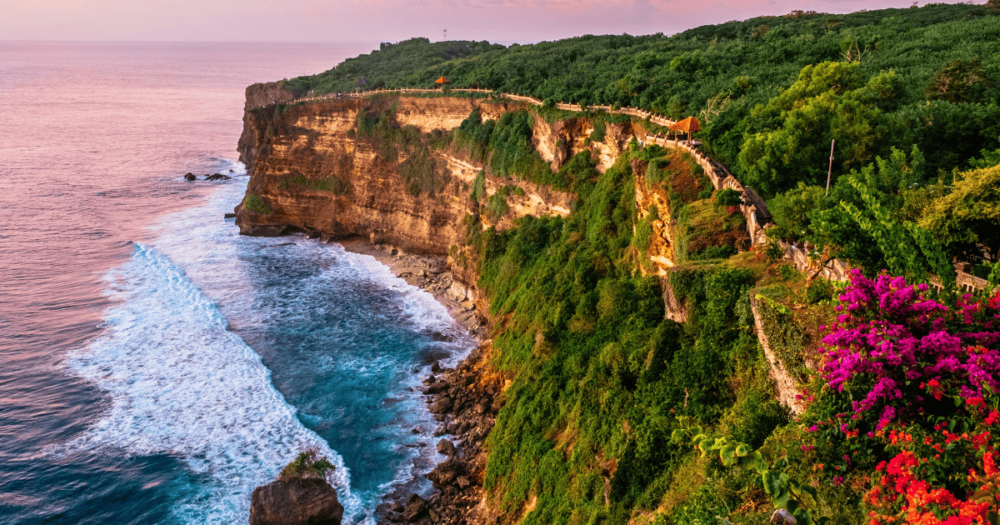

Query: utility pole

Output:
[826, 139, 835, 196]
[443, 29, 447, 41]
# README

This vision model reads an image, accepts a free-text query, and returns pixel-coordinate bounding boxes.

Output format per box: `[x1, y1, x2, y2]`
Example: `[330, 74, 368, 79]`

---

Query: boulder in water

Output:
[436, 439, 455, 457]
[249, 477, 343, 525]
[205, 173, 231, 181]
[184, 173, 196, 181]
[249, 450, 343, 525]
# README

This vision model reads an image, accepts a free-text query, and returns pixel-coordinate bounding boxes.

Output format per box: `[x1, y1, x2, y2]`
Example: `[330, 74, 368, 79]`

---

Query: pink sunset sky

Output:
[0, 0, 979, 43]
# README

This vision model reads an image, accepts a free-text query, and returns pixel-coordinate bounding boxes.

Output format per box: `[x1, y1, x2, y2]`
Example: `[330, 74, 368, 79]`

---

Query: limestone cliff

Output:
[239, 82, 296, 170]
[235, 95, 577, 258]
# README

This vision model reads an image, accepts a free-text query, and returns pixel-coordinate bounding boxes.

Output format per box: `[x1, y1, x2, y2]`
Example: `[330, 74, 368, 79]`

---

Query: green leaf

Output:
[698, 438, 715, 456]
[762, 470, 780, 496]
[773, 489, 791, 510]
[799, 484, 818, 502]
[793, 507, 813, 525]
[720, 445, 738, 467]
[741, 451, 764, 472]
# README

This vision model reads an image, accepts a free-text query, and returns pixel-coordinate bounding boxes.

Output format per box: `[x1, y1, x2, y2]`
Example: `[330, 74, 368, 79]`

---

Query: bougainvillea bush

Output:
[804, 270, 1000, 524]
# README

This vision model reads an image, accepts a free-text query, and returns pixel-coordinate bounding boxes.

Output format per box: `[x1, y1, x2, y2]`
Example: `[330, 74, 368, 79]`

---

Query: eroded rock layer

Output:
[235, 93, 583, 256]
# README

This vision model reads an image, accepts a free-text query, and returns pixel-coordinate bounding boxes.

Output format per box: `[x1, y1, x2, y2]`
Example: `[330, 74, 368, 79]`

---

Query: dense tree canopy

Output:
[287, 3, 1000, 195]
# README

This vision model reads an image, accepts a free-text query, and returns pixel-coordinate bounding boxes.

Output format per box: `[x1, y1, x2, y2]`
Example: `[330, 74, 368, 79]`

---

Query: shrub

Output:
[806, 278, 834, 304]
[279, 449, 336, 481]
[280, 175, 351, 195]
[471, 170, 486, 201]
[689, 245, 737, 261]
[764, 240, 785, 264]
[244, 194, 272, 215]
[634, 217, 654, 253]
[400, 146, 449, 196]
[803, 271, 1000, 524]
[815, 270, 1000, 433]
[714, 188, 743, 209]
[590, 121, 607, 142]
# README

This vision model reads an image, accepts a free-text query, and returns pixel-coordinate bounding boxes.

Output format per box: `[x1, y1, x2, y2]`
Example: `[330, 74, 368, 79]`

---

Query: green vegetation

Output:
[279, 174, 351, 195]
[462, 148, 792, 523]
[283, 38, 503, 94]
[484, 185, 523, 221]
[455, 109, 563, 189]
[279, 450, 336, 481]
[287, 4, 999, 195]
[632, 204, 657, 254]
[352, 96, 456, 197]
[281, 4, 1000, 282]
[265, 5, 1000, 522]
[243, 194, 272, 215]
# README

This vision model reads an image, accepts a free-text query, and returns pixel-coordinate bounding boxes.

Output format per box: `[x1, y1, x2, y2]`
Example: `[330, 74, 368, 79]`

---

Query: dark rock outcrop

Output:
[206, 173, 232, 181]
[436, 439, 456, 457]
[249, 477, 344, 525]
[403, 494, 428, 522]
[379, 341, 503, 525]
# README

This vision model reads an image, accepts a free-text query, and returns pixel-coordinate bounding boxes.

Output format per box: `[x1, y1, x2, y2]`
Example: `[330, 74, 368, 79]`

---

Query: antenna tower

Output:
[443, 29, 447, 41]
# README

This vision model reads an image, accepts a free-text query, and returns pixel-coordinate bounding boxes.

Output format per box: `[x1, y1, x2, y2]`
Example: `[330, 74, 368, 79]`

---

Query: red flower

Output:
[924, 379, 944, 401]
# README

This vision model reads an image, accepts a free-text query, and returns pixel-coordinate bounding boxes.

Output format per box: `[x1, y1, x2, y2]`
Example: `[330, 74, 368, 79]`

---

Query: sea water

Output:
[0, 42, 473, 524]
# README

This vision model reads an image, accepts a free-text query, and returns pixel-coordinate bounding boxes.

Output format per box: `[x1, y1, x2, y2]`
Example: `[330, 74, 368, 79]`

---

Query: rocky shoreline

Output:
[337, 238, 501, 525]
[337, 238, 486, 340]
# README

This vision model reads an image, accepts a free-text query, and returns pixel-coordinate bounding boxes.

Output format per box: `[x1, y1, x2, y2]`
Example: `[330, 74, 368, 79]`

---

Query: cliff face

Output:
[238, 82, 296, 170]
[235, 95, 577, 257]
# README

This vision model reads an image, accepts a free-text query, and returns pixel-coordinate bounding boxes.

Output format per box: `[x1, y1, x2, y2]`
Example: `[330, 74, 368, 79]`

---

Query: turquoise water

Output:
[0, 42, 472, 524]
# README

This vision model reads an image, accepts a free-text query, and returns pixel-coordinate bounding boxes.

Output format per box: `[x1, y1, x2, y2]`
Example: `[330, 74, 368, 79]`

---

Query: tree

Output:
[919, 163, 1000, 264]
[768, 183, 827, 242]
[925, 59, 995, 104]
[808, 148, 955, 287]
[737, 62, 897, 195]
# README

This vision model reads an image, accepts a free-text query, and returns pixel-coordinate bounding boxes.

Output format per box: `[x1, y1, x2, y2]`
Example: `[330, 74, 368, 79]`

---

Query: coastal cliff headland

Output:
[233, 87, 762, 524]
[236, 6, 1000, 522]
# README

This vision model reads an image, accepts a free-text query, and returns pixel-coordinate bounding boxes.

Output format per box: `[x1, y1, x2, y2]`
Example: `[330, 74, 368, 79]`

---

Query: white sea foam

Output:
[337, 247, 475, 366]
[61, 168, 474, 524]
[62, 242, 361, 524]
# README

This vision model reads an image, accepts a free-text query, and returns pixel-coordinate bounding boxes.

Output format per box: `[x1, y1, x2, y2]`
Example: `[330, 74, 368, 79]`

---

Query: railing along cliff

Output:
[290, 87, 772, 247]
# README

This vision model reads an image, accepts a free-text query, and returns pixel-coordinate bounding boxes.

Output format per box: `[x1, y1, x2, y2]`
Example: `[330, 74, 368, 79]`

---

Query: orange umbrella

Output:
[434, 76, 450, 85]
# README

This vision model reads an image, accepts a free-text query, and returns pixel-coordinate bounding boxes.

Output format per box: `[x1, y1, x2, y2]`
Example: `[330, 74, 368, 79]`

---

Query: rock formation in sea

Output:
[249, 477, 344, 525]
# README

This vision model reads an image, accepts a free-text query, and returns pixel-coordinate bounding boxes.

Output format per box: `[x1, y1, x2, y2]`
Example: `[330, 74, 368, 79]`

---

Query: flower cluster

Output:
[818, 270, 1000, 432]
[865, 416, 1000, 525]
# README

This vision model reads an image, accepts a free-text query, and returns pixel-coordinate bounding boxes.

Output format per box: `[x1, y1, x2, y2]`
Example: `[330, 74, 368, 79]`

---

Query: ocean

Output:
[0, 42, 475, 524]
